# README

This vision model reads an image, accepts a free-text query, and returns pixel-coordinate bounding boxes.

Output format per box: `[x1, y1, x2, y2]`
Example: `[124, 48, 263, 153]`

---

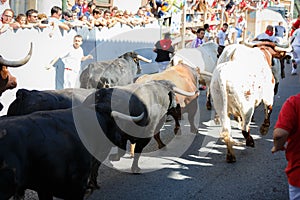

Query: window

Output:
[94, 0, 113, 10]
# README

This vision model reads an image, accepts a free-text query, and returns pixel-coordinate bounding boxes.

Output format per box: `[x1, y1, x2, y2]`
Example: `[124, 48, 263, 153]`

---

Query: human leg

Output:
[289, 184, 300, 200]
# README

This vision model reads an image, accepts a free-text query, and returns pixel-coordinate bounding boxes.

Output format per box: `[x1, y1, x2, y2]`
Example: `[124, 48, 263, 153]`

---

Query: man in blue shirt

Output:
[275, 21, 286, 38]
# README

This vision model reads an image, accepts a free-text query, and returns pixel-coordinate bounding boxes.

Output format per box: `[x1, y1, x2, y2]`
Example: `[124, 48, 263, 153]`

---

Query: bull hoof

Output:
[175, 128, 182, 135]
[131, 166, 141, 174]
[158, 143, 166, 149]
[190, 126, 198, 134]
[174, 127, 179, 135]
[109, 153, 121, 161]
[226, 154, 236, 163]
[260, 124, 270, 136]
[246, 136, 255, 147]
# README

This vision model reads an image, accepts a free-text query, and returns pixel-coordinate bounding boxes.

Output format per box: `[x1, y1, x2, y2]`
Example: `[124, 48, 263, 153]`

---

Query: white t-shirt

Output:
[255, 32, 279, 43]
[291, 28, 300, 47]
[61, 45, 84, 73]
[217, 30, 228, 46]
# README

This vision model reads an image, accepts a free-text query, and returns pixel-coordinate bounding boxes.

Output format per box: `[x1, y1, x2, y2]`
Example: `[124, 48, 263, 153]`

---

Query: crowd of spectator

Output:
[0, 0, 292, 45]
[0, 0, 159, 35]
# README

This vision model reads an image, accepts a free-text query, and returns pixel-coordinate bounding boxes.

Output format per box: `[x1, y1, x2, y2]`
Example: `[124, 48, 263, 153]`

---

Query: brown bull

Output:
[134, 63, 200, 152]
[0, 43, 32, 96]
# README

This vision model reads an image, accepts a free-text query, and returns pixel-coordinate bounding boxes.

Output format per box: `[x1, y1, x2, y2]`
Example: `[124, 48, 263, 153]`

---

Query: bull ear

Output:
[16, 89, 29, 99]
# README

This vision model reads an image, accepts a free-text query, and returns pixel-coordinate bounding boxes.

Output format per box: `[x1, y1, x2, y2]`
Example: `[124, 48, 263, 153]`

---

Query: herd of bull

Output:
[0, 40, 292, 199]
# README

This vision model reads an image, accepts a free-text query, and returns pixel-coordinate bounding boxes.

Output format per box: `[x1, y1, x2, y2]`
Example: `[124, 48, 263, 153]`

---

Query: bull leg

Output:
[280, 58, 285, 79]
[87, 157, 101, 191]
[154, 131, 166, 149]
[167, 104, 181, 134]
[222, 130, 236, 163]
[260, 105, 272, 135]
[37, 191, 53, 200]
[131, 138, 151, 174]
[130, 143, 135, 157]
[173, 116, 180, 135]
[242, 130, 254, 147]
[206, 90, 212, 110]
[187, 99, 199, 134]
[109, 138, 127, 161]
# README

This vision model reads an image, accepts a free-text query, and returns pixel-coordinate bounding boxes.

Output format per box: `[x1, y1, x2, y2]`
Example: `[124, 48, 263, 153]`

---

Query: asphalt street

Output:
[86, 63, 300, 200]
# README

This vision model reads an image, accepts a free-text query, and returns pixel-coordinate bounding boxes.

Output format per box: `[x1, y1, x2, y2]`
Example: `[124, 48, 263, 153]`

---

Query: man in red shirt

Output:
[272, 93, 300, 200]
[290, 14, 300, 36]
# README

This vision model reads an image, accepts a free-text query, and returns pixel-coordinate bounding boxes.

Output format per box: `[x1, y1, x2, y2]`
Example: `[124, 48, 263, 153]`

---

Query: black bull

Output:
[7, 88, 94, 116]
[0, 80, 183, 199]
[79, 51, 151, 89]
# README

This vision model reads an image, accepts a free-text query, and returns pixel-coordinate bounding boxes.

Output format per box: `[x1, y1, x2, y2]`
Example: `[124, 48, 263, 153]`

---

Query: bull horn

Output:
[137, 55, 152, 63]
[173, 87, 197, 96]
[111, 111, 144, 122]
[0, 42, 33, 67]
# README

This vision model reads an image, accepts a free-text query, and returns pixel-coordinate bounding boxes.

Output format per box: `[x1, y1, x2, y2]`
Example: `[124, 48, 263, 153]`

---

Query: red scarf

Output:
[265, 30, 273, 36]
[160, 39, 172, 50]
[238, 16, 243, 23]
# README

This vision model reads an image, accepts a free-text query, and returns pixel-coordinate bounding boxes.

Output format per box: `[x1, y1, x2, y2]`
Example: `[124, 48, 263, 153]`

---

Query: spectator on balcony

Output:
[84, 1, 96, 20]
[90, 8, 105, 28]
[72, 0, 84, 19]
[191, 27, 205, 48]
[82, 0, 88, 14]
[102, 10, 117, 28]
[0, 0, 10, 16]
[0, 8, 17, 33]
[48, 6, 71, 31]
[14, 13, 26, 27]
[122, 10, 136, 28]
[25, 9, 49, 29]
[110, 6, 118, 17]
[145, 4, 155, 18]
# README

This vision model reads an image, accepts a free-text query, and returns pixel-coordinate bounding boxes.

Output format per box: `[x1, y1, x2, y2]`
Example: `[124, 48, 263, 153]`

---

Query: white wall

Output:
[37, 0, 62, 16]
[0, 22, 161, 116]
[113, 0, 143, 12]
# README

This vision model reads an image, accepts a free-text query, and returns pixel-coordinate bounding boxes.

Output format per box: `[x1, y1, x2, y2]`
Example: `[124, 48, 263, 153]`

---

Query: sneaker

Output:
[291, 67, 297, 75]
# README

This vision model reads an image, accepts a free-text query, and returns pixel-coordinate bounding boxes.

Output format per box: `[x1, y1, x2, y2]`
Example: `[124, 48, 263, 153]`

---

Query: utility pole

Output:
[62, 0, 67, 11]
[180, 4, 186, 49]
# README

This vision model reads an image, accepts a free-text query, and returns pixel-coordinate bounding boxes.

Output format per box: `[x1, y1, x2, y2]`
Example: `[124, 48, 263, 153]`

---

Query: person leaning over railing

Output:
[0, 8, 18, 34]
[48, 6, 71, 31]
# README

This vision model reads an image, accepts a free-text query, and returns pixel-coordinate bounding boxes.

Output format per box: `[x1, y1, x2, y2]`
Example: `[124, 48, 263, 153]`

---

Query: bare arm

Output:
[271, 128, 289, 153]
[81, 54, 93, 61]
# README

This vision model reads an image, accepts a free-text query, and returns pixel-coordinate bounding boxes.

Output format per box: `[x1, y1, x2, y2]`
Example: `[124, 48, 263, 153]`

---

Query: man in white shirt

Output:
[191, 27, 205, 48]
[0, 0, 10, 16]
[216, 23, 229, 57]
[290, 28, 300, 75]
